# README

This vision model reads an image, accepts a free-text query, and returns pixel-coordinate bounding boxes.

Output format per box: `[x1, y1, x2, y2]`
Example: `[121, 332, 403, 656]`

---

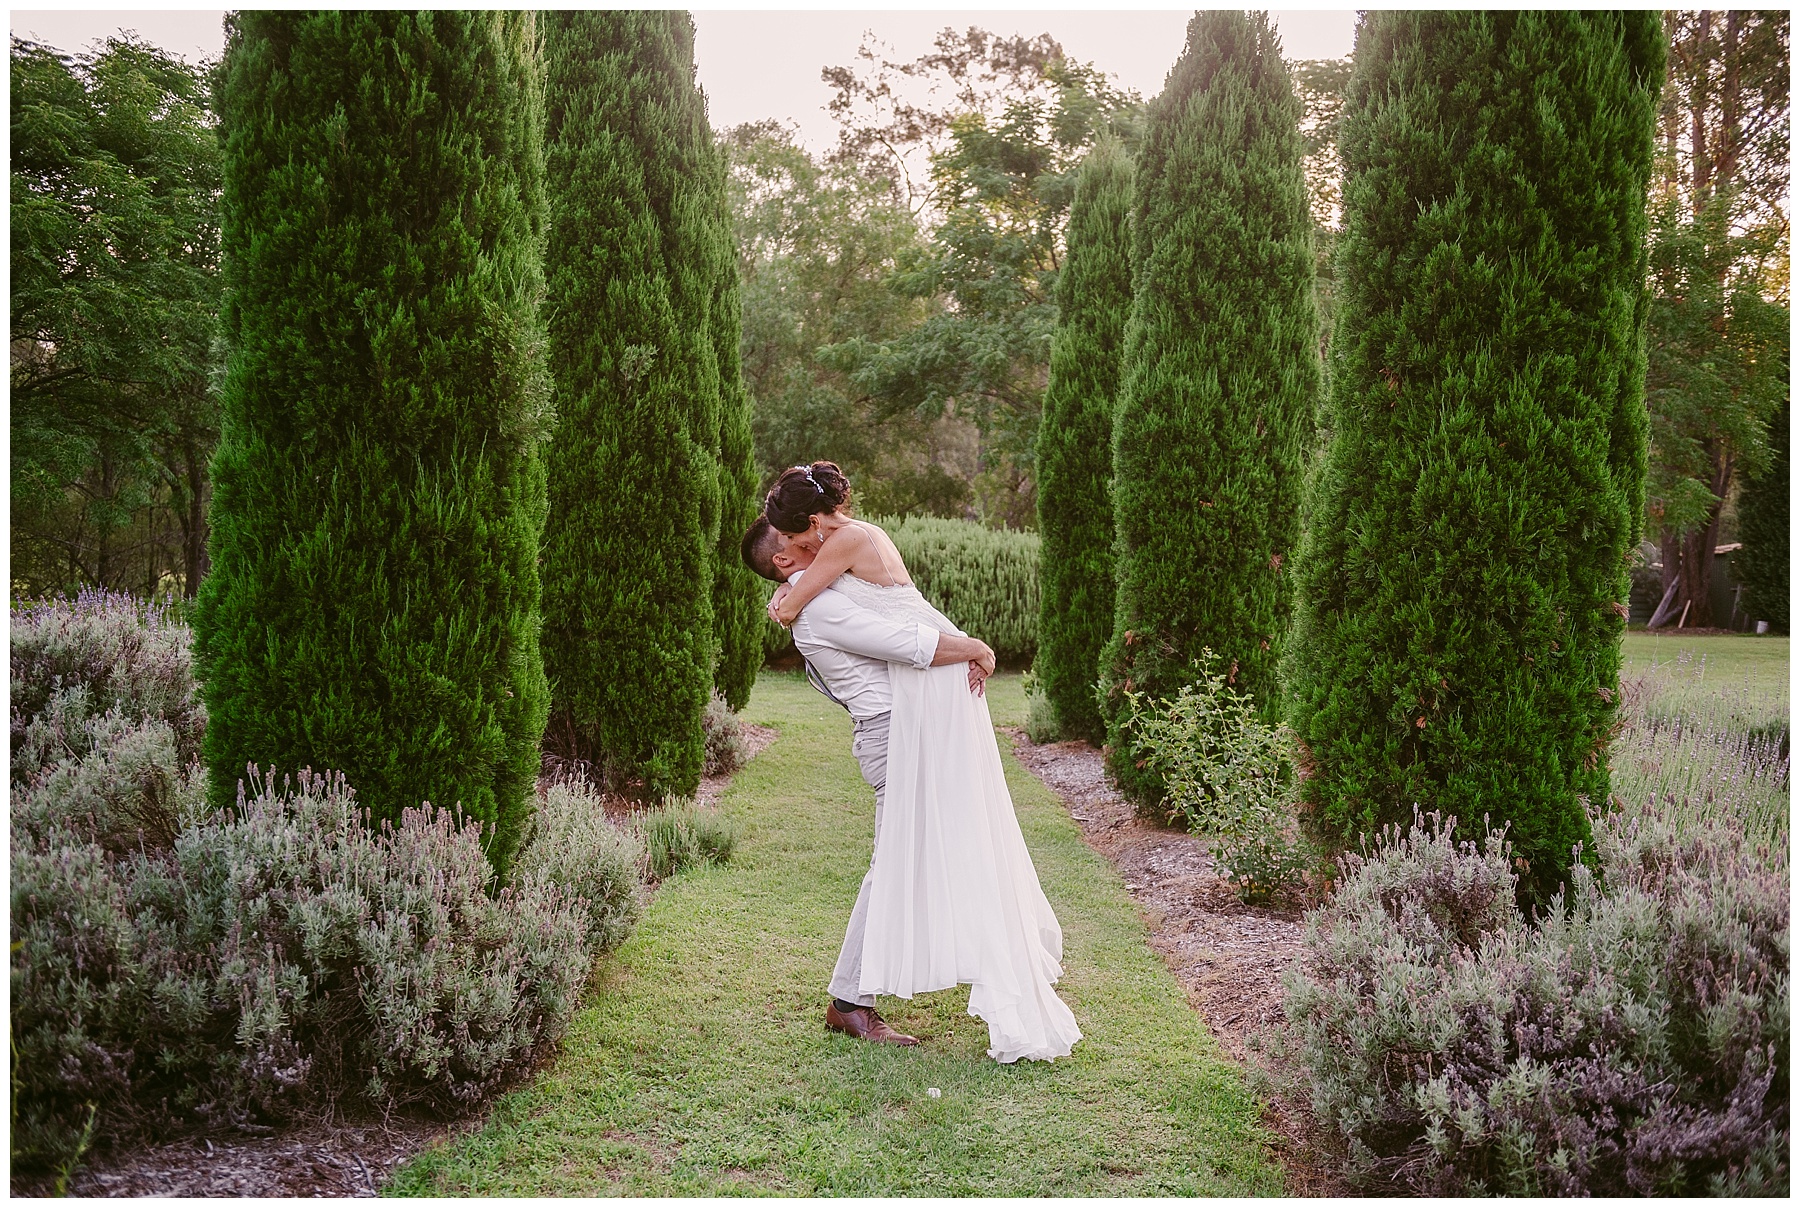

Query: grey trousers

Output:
[827, 711, 890, 1007]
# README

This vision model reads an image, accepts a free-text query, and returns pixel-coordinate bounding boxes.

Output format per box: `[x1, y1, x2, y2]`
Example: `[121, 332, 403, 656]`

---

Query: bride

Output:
[765, 462, 1082, 1064]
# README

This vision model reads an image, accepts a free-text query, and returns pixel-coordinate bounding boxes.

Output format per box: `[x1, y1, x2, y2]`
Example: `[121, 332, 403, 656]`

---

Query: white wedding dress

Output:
[832, 574, 1082, 1063]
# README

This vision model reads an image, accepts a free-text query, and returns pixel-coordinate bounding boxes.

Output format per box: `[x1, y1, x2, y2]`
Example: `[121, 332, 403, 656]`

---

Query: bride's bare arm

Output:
[771, 524, 869, 625]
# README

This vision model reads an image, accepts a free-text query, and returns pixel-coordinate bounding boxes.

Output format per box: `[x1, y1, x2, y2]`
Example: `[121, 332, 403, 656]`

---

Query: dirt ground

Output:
[1004, 729, 1346, 1197]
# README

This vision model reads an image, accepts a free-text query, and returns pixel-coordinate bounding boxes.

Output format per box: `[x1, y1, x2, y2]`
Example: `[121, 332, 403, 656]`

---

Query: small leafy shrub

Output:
[516, 779, 645, 953]
[702, 692, 750, 777]
[1213, 820, 1314, 906]
[1120, 650, 1309, 903]
[639, 799, 738, 879]
[877, 515, 1040, 666]
[1021, 670, 1062, 745]
[1282, 808, 1788, 1195]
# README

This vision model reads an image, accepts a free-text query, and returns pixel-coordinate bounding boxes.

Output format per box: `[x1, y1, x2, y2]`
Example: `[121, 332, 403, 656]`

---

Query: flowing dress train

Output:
[833, 574, 1082, 1063]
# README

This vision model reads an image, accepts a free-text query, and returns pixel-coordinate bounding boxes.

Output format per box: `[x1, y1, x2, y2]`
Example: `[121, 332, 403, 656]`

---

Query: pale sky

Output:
[12, 7, 1359, 152]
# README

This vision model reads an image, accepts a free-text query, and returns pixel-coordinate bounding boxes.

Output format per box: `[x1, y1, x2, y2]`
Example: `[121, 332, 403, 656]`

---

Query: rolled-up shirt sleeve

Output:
[795, 586, 939, 668]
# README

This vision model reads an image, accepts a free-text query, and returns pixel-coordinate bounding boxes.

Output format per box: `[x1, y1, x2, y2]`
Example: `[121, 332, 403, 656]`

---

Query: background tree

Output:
[819, 30, 1140, 528]
[196, 11, 551, 873]
[1034, 136, 1132, 743]
[1098, 11, 1318, 804]
[1644, 10, 1789, 628]
[11, 35, 221, 599]
[540, 10, 741, 794]
[1283, 11, 1664, 900]
[724, 123, 967, 518]
[1734, 393, 1788, 630]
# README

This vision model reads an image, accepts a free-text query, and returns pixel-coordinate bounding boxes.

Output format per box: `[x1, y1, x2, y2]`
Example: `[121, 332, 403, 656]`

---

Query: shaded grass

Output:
[389, 672, 1281, 1196]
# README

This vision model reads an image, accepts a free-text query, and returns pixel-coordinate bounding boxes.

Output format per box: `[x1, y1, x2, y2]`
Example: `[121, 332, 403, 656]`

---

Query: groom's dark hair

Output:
[741, 516, 785, 583]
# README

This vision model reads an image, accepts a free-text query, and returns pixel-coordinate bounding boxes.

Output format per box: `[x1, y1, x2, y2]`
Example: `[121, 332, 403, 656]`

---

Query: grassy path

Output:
[390, 672, 1282, 1196]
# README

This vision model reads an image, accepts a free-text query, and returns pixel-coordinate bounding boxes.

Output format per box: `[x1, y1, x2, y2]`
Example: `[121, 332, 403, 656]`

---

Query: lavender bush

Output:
[1281, 809, 1788, 1195]
[10, 594, 646, 1170]
[515, 779, 645, 953]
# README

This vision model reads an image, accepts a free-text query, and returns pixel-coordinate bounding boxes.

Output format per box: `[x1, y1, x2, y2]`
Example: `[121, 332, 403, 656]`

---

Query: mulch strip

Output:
[1003, 728, 1346, 1197]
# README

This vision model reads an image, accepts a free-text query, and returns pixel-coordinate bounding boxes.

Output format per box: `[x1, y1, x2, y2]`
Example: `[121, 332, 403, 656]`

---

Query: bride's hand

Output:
[767, 583, 793, 627]
[967, 660, 989, 696]
[772, 585, 805, 626]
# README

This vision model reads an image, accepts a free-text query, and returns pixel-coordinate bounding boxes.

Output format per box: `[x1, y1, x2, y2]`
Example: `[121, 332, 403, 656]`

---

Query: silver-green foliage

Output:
[1282, 808, 1788, 1194]
[516, 780, 646, 954]
[880, 515, 1041, 666]
[9, 593, 645, 1168]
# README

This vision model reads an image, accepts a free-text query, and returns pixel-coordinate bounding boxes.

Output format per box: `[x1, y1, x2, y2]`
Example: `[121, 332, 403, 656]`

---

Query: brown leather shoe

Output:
[826, 1001, 920, 1046]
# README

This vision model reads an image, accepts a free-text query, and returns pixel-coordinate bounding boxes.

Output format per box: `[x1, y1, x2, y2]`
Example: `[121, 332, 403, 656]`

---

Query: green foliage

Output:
[516, 780, 646, 954]
[540, 10, 741, 796]
[1121, 652, 1293, 833]
[10, 35, 221, 598]
[1644, 10, 1789, 626]
[638, 799, 738, 880]
[1034, 138, 1131, 743]
[194, 11, 550, 875]
[1020, 671, 1062, 745]
[1281, 807, 1788, 1194]
[723, 124, 964, 520]
[1099, 11, 1318, 805]
[1735, 396, 1789, 630]
[881, 515, 1040, 666]
[1120, 650, 1309, 903]
[1283, 12, 1663, 901]
[820, 31, 1141, 528]
[710, 218, 763, 712]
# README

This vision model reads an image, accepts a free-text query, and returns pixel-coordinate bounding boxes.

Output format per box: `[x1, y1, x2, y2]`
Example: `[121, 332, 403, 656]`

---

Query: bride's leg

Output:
[826, 713, 889, 1008]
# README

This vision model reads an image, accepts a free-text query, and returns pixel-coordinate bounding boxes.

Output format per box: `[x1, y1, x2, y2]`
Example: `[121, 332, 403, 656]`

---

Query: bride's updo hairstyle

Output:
[764, 460, 851, 534]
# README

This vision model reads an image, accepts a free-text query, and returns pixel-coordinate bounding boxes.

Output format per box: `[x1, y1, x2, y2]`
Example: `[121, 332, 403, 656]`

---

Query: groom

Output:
[740, 516, 995, 1047]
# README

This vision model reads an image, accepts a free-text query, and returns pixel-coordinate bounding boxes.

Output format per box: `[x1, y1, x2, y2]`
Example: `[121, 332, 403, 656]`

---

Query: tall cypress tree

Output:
[540, 11, 742, 795]
[1035, 137, 1133, 745]
[707, 152, 764, 712]
[1098, 11, 1318, 804]
[1283, 12, 1663, 898]
[196, 11, 550, 873]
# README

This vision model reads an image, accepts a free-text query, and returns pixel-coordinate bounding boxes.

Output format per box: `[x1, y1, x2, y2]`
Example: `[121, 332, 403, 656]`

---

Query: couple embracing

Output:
[740, 462, 1081, 1064]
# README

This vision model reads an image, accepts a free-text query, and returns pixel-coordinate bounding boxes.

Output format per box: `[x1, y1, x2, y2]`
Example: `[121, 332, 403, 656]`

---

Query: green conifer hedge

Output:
[540, 11, 754, 794]
[1036, 138, 1133, 744]
[709, 172, 764, 711]
[1098, 11, 1318, 803]
[1283, 12, 1663, 898]
[196, 11, 551, 873]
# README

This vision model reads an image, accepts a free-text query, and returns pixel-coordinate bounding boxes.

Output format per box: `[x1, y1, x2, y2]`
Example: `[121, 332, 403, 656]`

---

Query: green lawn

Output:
[390, 671, 1282, 1196]
[1622, 631, 1790, 701]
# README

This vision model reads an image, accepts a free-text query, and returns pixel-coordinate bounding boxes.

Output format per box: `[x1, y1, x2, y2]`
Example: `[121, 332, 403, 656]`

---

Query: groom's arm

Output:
[794, 585, 994, 671]
[793, 586, 941, 668]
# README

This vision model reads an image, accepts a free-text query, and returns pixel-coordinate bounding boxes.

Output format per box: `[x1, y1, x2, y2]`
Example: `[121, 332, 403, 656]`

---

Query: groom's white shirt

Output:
[787, 569, 957, 721]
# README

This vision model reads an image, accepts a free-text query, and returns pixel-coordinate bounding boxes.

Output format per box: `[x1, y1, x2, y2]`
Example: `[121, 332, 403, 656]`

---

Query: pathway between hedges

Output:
[390, 673, 1283, 1196]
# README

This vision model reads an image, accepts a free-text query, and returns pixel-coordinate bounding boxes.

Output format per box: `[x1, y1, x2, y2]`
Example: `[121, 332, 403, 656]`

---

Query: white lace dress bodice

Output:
[827, 572, 1081, 1063]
